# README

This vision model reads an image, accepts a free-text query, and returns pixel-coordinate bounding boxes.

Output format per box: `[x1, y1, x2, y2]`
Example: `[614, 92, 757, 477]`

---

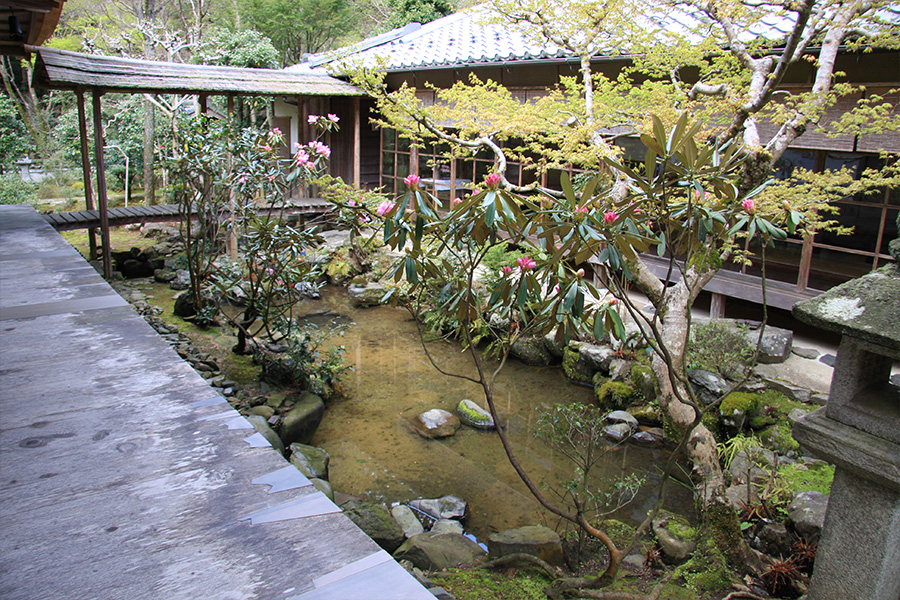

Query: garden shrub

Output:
[686, 320, 755, 378]
[0, 174, 38, 205]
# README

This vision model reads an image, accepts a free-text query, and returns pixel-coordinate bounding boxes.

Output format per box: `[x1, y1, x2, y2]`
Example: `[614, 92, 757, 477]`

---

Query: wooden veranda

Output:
[27, 45, 364, 278]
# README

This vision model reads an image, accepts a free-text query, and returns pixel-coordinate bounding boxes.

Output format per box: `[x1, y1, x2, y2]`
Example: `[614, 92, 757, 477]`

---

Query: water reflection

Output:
[303, 287, 695, 540]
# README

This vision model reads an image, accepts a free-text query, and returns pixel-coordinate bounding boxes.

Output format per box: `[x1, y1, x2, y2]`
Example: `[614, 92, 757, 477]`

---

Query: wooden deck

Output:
[42, 198, 336, 231]
[0, 205, 433, 600]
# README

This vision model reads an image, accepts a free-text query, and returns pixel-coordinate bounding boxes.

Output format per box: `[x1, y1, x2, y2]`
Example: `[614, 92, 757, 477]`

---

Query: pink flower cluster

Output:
[517, 256, 537, 271]
[603, 211, 616, 224]
[295, 150, 313, 169]
[376, 201, 395, 216]
[484, 173, 501, 189]
[404, 173, 421, 189]
[309, 140, 330, 158]
[742, 198, 756, 215]
[308, 114, 340, 124]
[501, 266, 513, 275]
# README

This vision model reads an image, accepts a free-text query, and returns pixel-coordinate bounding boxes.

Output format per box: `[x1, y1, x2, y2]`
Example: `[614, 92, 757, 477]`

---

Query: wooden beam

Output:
[91, 89, 112, 279]
[709, 293, 726, 319]
[76, 89, 97, 260]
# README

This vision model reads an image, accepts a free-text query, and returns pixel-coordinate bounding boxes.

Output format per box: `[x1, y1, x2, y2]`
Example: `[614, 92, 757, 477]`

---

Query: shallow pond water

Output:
[301, 287, 695, 541]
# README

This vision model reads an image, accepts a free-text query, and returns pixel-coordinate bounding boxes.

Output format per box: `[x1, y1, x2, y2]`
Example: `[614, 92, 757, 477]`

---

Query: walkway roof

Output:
[28, 45, 363, 96]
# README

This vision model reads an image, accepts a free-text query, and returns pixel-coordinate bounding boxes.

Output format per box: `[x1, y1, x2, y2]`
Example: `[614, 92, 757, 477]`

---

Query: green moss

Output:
[562, 347, 590, 385]
[223, 353, 261, 385]
[596, 381, 638, 410]
[720, 392, 759, 415]
[777, 462, 834, 495]
[675, 504, 741, 595]
[601, 576, 698, 600]
[430, 567, 552, 600]
[630, 403, 662, 426]
[630, 363, 658, 401]
[758, 420, 800, 453]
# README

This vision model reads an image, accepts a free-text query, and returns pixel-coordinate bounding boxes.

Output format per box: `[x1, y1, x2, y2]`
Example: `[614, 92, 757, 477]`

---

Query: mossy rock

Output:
[562, 346, 593, 386]
[630, 403, 662, 426]
[630, 362, 658, 401]
[759, 420, 800, 453]
[596, 380, 639, 410]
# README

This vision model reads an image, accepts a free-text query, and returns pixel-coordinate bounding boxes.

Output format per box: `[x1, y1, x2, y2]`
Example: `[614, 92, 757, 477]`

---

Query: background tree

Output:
[0, 94, 32, 174]
[385, 0, 455, 28]
[240, 0, 360, 64]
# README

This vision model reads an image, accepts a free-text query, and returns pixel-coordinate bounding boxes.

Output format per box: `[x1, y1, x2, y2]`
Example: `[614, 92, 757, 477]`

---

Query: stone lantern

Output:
[791, 214, 900, 600]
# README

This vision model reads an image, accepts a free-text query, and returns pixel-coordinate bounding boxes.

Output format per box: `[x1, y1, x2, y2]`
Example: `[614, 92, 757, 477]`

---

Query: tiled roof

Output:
[290, 2, 899, 74]
[290, 5, 571, 72]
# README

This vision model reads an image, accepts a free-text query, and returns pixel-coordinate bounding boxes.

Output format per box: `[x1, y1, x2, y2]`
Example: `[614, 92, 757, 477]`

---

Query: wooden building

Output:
[286, 5, 899, 314]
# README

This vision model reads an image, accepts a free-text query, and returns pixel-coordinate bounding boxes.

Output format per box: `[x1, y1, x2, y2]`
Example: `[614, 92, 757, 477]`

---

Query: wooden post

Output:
[91, 90, 112, 279]
[76, 89, 97, 260]
[709, 293, 726, 319]
[353, 96, 361, 188]
[227, 94, 237, 259]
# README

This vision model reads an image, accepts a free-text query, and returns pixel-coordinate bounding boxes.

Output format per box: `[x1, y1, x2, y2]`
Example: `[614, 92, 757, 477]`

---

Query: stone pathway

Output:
[0, 205, 433, 600]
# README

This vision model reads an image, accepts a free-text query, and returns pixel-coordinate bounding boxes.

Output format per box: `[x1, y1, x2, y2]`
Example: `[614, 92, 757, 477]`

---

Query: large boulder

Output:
[412, 409, 460, 439]
[430, 519, 465, 535]
[687, 369, 730, 405]
[172, 290, 198, 318]
[280, 392, 325, 446]
[246, 415, 285, 456]
[788, 491, 829, 542]
[343, 500, 407, 553]
[510, 337, 555, 366]
[456, 399, 495, 429]
[393, 533, 486, 570]
[288, 443, 330, 480]
[408, 496, 467, 521]
[486, 525, 563, 566]
[563, 342, 615, 386]
[348, 282, 387, 307]
[744, 325, 792, 364]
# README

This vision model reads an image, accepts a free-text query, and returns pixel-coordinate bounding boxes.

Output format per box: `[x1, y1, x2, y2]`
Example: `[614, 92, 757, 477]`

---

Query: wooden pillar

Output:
[353, 96, 361, 188]
[227, 94, 237, 259]
[76, 89, 97, 260]
[709, 293, 726, 319]
[91, 90, 112, 279]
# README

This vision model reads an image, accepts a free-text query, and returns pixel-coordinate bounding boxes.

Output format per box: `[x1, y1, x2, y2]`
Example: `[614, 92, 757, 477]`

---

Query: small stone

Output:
[792, 346, 820, 360]
[249, 405, 275, 419]
[631, 428, 664, 446]
[819, 353, 836, 367]
[605, 410, 638, 430]
[788, 491, 829, 541]
[456, 399, 495, 429]
[688, 369, 729, 404]
[430, 519, 465, 535]
[408, 496, 467, 521]
[391, 504, 425, 538]
[651, 515, 696, 563]
[288, 443, 330, 480]
[412, 409, 460, 439]
[603, 423, 633, 442]
[487, 525, 563, 566]
[310, 478, 334, 501]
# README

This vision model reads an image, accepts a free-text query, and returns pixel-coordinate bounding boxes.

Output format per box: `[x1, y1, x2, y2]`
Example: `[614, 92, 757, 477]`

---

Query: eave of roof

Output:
[29, 45, 364, 96]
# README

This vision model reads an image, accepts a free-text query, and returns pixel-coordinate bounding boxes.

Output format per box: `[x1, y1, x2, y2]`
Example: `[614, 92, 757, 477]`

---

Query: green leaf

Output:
[405, 256, 418, 284]
[593, 314, 606, 340]
[560, 171, 575, 202]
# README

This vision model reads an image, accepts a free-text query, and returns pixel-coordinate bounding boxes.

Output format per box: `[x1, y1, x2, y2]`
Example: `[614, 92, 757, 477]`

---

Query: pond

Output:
[300, 287, 696, 542]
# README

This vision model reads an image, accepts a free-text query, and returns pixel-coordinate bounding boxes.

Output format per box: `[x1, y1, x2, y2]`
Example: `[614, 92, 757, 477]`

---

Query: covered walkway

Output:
[0, 205, 433, 600]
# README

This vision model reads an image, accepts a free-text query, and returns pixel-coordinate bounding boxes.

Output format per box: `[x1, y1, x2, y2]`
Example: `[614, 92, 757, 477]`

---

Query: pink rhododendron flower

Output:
[604, 211, 616, 224]
[501, 266, 513, 275]
[376, 201, 395, 216]
[271, 127, 281, 136]
[268, 174, 277, 182]
[327, 113, 339, 123]
[742, 198, 756, 215]
[404, 173, 421, 188]
[629, 201, 641, 214]
[517, 256, 536, 271]
[294, 150, 311, 167]
[608, 297, 618, 305]
[307, 141, 330, 158]
[237, 175, 248, 184]
[575, 268, 584, 278]
[308, 114, 319, 124]
[263, 145, 272, 152]
[452, 197, 462, 206]
[484, 172, 501, 189]
[555, 285, 561, 293]
[575, 205, 588, 213]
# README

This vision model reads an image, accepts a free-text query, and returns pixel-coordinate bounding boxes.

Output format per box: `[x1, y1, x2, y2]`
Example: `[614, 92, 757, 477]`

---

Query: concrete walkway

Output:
[0, 205, 434, 600]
